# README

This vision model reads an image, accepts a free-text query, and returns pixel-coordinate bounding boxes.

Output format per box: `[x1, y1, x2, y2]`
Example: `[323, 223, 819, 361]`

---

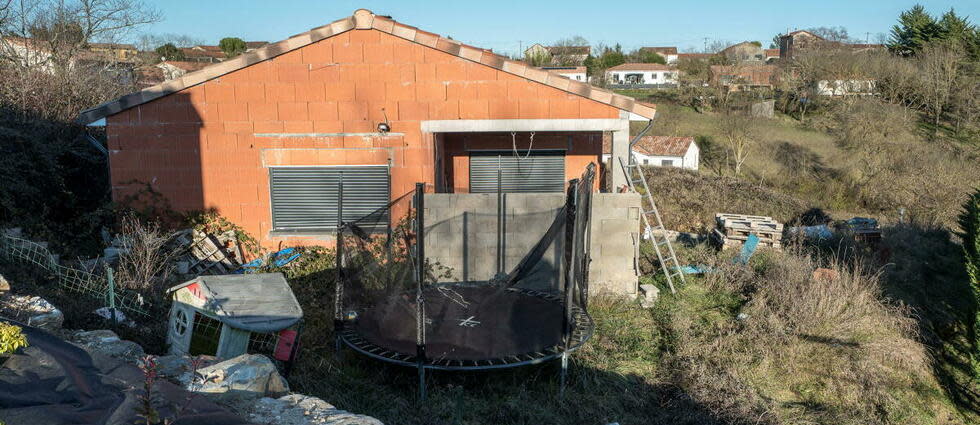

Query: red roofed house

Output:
[78, 9, 654, 250]
[602, 136, 699, 170]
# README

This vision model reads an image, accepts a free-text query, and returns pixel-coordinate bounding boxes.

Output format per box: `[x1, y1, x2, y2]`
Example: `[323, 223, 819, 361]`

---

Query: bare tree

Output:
[717, 111, 755, 175]
[915, 41, 963, 129]
[0, 0, 160, 122]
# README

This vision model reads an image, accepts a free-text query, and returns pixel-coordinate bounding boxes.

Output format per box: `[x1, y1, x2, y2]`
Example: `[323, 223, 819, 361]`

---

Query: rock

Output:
[155, 354, 218, 386]
[191, 354, 289, 401]
[0, 274, 10, 294]
[639, 284, 660, 309]
[94, 307, 136, 327]
[812, 268, 839, 282]
[736, 313, 750, 321]
[0, 295, 63, 331]
[247, 394, 383, 425]
[70, 329, 145, 363]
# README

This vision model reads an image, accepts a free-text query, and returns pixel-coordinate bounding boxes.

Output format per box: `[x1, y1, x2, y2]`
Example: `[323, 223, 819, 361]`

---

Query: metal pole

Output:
[105, 265, 117, 329]
[496, 159, 504, 278]
[334, 173, 345, 354]
[414, 182, 427, 401]
[560, 179, 580, 397]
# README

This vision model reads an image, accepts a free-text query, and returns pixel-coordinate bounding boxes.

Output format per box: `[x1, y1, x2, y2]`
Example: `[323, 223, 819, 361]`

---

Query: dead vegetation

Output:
[658, 247, 959, 424]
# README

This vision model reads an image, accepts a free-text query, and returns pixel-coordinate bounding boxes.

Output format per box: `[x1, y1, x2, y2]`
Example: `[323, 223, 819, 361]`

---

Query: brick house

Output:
[79, 9, 654, 249]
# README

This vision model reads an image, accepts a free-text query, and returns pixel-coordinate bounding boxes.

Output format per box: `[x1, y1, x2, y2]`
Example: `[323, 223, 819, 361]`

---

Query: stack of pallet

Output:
[712, 213, 783, 250]
[170, 229, 244, 275]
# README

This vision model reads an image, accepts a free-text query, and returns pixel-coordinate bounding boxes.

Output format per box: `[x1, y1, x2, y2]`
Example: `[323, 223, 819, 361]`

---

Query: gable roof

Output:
[167, 272, 303, 333]
[78, 9, 654, 123]
[607, 63, 674, 71]
[641, 47, 677, 55]
[603, 135, 694, 157]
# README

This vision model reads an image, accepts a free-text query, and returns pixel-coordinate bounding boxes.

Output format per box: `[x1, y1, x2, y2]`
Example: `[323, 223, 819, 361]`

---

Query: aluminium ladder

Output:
[618, 156, 686, 294]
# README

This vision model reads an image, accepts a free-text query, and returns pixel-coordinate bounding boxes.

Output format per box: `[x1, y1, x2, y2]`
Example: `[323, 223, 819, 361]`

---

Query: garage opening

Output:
[437, 131, 602, 194]
[469, 150, 565, 193]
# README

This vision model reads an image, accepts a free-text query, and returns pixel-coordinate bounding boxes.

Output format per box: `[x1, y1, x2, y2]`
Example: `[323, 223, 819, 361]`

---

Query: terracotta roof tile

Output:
[602, 136, 694, 156]
[607, 63, 674, 71]
[78, 9, 655, 123]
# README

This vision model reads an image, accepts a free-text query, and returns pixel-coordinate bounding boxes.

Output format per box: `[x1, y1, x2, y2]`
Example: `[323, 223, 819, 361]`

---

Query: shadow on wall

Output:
[109, 92, 207, 225]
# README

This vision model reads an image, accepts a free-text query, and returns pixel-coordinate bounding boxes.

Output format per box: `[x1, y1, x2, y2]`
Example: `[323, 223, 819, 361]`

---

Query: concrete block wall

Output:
[423, 192, 640, 295]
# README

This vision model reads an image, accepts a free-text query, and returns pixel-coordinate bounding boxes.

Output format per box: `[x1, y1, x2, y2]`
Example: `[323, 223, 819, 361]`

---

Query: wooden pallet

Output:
[171, 229, 242, 275]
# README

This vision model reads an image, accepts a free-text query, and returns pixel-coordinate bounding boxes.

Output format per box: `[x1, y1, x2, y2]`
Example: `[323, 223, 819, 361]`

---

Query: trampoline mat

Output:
[353, 285, 565, 362]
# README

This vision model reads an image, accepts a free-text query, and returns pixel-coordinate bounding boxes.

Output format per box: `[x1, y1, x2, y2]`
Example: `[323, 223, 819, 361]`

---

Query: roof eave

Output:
[77, 9, 654, 124]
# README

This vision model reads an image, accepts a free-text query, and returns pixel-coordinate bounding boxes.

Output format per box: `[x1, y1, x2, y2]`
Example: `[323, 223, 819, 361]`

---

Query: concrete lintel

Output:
[420, 119, 627, 133]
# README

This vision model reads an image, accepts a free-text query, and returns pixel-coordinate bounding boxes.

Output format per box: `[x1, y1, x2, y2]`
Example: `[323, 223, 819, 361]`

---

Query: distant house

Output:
[764, 48, 780, 62]
[676, 52, 716, 62]
[778, 30, 884, 60]
[640, 46, 678, 64]
[181, 45, 226, 63]
[524, 43, 591, 65]
[606, 63, 678, 86]
[603, 136, 699, 170]
[721, 41, 765, 63]
[87, 42, 138, 61]
[815, 79, 876, 96]
[156, 60, 212, 81]
[539, 66, 588, 82]
[710, 65, 776, 90]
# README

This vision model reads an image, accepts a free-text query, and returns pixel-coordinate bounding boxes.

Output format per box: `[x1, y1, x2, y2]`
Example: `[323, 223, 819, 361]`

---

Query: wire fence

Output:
[0, 234, 150, 318]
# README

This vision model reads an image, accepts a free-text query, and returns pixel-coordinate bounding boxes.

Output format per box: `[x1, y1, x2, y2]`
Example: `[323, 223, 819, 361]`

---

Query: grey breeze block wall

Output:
[423, 192, 641, 296]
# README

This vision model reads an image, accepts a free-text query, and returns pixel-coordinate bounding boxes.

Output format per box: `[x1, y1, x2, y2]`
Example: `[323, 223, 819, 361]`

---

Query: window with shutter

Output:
[269, 166, 390, 232]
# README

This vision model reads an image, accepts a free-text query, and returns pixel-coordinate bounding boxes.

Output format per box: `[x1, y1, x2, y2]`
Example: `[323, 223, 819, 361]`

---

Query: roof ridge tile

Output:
[77, 9, 654, 123]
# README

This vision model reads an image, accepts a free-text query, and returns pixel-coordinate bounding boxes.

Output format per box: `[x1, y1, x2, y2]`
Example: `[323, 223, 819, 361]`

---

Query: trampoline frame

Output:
[334, 164, 597, 398]
[337, 287, 595, 371]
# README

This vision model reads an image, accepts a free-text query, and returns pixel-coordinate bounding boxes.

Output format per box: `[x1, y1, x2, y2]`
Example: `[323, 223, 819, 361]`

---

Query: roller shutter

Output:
[469, 151, 565, 193]
[269, 166, 389, 232]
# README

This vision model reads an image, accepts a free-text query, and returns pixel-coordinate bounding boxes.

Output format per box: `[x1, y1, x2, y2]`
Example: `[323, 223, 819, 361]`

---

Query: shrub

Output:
[0, 322, 27, 355]
[659, 250, 954, 424]
[958, 189, 980, 372]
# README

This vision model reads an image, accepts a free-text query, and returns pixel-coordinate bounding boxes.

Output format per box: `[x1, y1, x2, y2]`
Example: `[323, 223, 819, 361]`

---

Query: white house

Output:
[539, 66, 588, 82]
[606, 63, 678, 85]
[640, 47, 678, 64]
[603, 136, 699, 170]
[815, 79, 876, 96]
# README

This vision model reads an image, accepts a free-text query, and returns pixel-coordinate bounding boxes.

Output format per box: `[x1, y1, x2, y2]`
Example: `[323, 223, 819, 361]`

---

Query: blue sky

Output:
[140, 1, 979, 55]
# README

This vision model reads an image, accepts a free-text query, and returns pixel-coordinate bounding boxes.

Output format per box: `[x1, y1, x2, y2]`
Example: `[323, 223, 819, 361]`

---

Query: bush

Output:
[658, 250, 955, 424]
[958, 189, 980, 372]
[0, 322, 27, 355]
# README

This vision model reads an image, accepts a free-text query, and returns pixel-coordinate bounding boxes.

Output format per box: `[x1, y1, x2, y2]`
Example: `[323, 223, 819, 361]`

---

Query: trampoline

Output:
[333, 163, 596, 395]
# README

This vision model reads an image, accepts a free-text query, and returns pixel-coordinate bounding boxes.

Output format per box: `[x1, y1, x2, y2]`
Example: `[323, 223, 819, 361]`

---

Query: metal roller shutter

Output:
[469, 151, 565, 193]
[269, 166, 389, 232]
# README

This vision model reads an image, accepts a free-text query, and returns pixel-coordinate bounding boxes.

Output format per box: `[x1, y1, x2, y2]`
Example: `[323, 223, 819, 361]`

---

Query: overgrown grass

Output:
[655, 246, 965, 425]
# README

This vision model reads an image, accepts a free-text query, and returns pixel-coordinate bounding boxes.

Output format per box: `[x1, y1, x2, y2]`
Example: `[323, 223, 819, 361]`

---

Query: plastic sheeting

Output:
[0, 321, 253, 425]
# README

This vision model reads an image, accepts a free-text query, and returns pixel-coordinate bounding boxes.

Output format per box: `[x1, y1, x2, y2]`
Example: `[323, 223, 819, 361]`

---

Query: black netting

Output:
[336, 164, 595, 370]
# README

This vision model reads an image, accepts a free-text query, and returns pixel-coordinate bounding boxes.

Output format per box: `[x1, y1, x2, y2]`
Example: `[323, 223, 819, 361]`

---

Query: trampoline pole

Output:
[414, 182, 428, 402]
[560, 351, 569, 397]
[334, 173, 345, 356]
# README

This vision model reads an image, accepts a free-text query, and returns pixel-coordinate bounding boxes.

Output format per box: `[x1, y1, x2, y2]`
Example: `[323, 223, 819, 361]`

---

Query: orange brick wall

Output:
[106, 28, 622, 249]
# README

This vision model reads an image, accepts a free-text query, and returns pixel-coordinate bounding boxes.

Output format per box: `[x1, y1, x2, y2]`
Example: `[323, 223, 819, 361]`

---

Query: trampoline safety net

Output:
[335, 163, 596, 371]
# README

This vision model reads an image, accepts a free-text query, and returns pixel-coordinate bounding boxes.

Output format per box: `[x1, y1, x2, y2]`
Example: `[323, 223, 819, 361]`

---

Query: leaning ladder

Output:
[618, 156, 686, 294]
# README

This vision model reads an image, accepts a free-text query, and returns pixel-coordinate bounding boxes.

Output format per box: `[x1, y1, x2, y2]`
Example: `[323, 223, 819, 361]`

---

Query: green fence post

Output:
[105, 265, 117, 329]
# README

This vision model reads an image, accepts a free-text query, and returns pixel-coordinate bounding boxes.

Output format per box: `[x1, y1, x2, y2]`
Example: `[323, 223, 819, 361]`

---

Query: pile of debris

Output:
[712, 213, 783, 250]
[169, 229, 244, 275]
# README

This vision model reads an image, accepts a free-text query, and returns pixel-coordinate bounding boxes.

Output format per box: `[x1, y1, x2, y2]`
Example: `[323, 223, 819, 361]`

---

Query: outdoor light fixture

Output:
[378, 108, 391, 133]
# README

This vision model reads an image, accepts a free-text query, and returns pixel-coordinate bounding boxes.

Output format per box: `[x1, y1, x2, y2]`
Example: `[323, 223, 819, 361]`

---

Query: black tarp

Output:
[0, 321, 253, 425]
